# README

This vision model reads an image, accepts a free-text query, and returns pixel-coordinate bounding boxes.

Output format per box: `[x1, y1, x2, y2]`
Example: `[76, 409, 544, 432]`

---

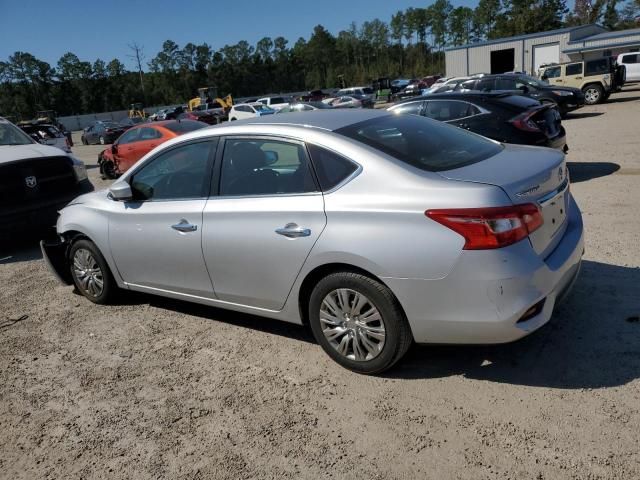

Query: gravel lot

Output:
[1, 88, 639, 480]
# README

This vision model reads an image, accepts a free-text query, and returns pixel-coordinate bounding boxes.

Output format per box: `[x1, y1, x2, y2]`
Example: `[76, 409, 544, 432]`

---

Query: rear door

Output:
[564, 62, 584, 88]
[202, 136, 326, 310]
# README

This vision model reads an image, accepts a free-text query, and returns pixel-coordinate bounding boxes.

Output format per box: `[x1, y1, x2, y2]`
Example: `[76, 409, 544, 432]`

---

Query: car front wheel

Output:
[308, 272, 413, 374]
[69, 239, 116, 304]
[583, 84, 603, 105]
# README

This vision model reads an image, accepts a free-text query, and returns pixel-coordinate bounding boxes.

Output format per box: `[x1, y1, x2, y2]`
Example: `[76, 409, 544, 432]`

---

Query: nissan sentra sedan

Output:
[41, 110, 584, 374]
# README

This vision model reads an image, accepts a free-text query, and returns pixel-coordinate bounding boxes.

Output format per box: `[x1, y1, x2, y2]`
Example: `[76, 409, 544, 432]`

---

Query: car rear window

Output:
[362, 87, 374, 94]
[335, 114, 502, 172]
[164, 120, 208, 133]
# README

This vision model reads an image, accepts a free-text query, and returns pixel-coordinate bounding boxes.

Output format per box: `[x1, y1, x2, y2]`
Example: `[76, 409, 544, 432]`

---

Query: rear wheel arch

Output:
[298, 263, 405, 326]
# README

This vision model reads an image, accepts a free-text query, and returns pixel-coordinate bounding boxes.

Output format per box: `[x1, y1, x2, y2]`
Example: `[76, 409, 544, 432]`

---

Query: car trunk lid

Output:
[437, 144, 569, 257]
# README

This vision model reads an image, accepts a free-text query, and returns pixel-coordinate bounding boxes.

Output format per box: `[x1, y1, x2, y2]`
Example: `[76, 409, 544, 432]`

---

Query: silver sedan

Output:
[42, 110, 584, 374]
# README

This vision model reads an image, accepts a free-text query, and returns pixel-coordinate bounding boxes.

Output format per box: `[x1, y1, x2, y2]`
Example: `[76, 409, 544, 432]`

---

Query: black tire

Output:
[230, 117, 237, 121]
[308, 272, 413, 374]
[102, 160, 117, 179]
[81, 136, 88, 145]
[583, 84, 603, 105]
[69, 239, 116, 305]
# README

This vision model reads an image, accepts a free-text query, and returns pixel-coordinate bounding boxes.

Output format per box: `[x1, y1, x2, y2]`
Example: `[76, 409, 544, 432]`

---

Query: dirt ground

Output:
[1, 87, 639, 480]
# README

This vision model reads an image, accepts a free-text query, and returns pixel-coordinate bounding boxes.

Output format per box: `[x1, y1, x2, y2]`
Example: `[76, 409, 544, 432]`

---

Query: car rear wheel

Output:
[69, 239, 116, 305]
[81, 136, 88, 145]
[583, 84, 603, 105]
[308, 272, 412, 374]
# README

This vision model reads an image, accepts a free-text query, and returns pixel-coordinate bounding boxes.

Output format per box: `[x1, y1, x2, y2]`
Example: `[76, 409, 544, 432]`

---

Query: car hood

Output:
[0, 143, 69, 165]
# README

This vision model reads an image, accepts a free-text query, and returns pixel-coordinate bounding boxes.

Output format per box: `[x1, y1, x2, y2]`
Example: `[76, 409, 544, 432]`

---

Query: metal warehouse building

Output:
[445, 24, 640, 77]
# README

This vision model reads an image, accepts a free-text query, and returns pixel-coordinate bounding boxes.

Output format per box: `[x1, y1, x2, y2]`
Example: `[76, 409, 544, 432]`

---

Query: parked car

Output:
[388, 92, 568, 151]
[426, 76, 472, 94]
[297, 90, 331, 102]
[617, 53, 639, 82]
[538, 58, 625, 105]
[119, 117, 147, 129]
[276, 102, 334, 113]
[176, 110, 222, 125]
[0, 117, 92, 242]
[97, 120, 208, 179]
[41, 109, 583, 374]
[336, 87, 375, 103]
[391, 82, 428, 101]
[391, 78, 412, 93]
[326, 95, 373, 109]
[18, 123, 71, 153]
[228, 103, 277, 121]
[256, 96, 292, 111]
[456, 74, 585, 117]
[81, 121, 127, 145]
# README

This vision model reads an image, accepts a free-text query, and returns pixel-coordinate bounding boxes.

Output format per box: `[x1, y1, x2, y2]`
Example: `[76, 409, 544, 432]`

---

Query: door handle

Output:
[171, 219, 198, 233]
[275, 223, 311, 238]
[576, 76, 582, 79]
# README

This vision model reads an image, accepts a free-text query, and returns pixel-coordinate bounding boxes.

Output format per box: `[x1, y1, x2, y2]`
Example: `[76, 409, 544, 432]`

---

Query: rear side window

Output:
[307, 144, 358, 191]
[495, 77, 517, 90]
[621, 54, 638, 64]
[566, 63, 583, 75]
[423, 101, 476, 121]
[164, 120, 208, 133]
[476, 78, 495, 91]
[585, 59, 609, 76]
[336, 114, 502, 172]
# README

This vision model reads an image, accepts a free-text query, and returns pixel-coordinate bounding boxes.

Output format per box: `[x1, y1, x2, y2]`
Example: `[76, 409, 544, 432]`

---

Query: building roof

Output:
[445, 24, 602, 52]
[567, 26, 640, 44]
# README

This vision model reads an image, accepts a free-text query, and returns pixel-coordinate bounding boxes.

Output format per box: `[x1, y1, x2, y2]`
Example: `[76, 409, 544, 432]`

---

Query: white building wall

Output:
[445, 48, 468, 77]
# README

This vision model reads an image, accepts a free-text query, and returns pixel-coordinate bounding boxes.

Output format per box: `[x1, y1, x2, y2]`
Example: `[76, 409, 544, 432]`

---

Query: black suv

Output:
[456, 74, 584, 117]
[388, 92, 567, 151]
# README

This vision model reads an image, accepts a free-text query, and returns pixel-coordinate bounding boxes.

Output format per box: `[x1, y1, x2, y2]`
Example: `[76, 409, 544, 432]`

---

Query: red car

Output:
[98, 120, 207, 179]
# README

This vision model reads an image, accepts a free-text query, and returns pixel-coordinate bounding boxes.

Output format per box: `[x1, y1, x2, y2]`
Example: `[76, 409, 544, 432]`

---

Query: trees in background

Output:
[1, 1, 638, 119]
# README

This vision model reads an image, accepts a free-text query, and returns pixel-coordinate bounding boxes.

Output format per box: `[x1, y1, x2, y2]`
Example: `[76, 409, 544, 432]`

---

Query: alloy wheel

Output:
[73, 248, 104, 297]
[319, 288, 386, 361]
[585, 88, 600, 104]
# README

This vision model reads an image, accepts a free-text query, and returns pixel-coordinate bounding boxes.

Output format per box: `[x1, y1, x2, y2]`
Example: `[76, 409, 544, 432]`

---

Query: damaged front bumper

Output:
[40, 237, 73, 285]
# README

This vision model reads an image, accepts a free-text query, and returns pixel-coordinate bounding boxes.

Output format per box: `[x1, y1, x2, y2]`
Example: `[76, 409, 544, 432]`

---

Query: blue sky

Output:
[1, 0, 481, 69]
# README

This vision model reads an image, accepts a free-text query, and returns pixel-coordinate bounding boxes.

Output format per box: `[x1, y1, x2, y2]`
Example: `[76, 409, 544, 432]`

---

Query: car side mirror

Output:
[109, 182, 132, 201]
[263, 150, 279, 165]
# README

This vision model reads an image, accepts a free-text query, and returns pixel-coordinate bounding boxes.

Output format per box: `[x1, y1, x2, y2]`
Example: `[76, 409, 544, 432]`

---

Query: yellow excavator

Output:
[128, 102, 147, 119]
[188, 87, 233, 113]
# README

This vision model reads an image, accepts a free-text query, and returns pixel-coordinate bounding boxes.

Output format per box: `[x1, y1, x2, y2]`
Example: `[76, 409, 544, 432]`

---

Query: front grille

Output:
[0, 156, 78, 214]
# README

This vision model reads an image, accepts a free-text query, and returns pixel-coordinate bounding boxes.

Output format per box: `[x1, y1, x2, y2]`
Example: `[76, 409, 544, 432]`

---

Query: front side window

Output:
[621, 54, 638, 64]
[336, 114, 502, 172]
[139, 127, 162, 140]
[117, 128, 141, 145]
[544, 66, 561, 78]
[220, 139, 317, 196]
[130, 141, 213, 201]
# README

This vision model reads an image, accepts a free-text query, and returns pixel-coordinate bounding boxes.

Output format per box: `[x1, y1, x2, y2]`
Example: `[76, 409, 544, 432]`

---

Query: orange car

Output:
[98, 119, 208, 178]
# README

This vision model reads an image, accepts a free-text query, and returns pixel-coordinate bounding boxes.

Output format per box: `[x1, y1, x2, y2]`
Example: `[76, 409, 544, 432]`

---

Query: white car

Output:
[228, 103, 277, 121]
[256, 96, 292, 111]
[617, 53, 639, 82]
[336, 86, 375, 102]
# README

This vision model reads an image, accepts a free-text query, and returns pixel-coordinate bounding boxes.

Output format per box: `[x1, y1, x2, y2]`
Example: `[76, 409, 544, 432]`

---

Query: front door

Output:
[109, 139, 217, 297]
[202, 137, 326, 310]
[564, 62, 584, 89]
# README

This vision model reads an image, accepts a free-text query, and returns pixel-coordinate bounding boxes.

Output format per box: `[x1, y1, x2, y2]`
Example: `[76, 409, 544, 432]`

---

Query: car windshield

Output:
[336, 114, 502, 172]
[0, 122, 35, 146]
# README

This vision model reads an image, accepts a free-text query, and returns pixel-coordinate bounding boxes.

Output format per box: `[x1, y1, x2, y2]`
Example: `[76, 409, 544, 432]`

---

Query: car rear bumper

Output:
[384, 194, 584, 344]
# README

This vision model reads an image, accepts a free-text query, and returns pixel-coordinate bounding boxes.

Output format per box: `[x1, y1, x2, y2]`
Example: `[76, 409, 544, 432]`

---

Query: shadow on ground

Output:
[566, 112, 604, 119]
[389, 260, 640, 389]
[568, 162, 620, 183]
[607, 95, 640, 103]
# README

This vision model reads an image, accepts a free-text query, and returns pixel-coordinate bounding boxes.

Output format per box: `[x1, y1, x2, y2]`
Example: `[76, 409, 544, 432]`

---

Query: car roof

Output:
[226, 109, 387, 131]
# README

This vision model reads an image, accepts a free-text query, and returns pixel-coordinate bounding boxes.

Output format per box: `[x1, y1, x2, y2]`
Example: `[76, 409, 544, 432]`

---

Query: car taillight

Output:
[425, 204, 543, 250]
[509, 111, 541, 132]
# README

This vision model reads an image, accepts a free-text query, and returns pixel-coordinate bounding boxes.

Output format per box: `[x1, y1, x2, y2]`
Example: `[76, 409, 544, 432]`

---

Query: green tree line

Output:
[1, 0, 638, 120]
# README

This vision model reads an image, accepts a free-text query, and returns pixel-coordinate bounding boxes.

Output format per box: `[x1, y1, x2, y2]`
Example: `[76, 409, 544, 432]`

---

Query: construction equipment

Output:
[128, 103, 147, 119]
[188, 87, 233, 113]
